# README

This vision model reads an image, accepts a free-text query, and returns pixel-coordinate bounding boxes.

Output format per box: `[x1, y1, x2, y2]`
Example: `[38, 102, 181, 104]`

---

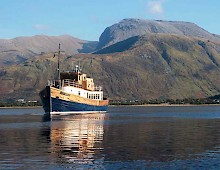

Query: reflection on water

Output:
[49, 114, 106, 165]
[0, 112, 107, 169]
[47, 109, 220, 168]
[0, 106, 220, 169]
[103, 118, 220, 162]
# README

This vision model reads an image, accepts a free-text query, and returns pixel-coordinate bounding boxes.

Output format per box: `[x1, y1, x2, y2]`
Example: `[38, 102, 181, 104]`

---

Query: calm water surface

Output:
[0, 106, 220, 169]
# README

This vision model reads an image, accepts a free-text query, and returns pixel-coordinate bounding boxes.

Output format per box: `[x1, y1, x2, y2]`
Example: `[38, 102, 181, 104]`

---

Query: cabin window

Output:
[78, 91, 80, 96]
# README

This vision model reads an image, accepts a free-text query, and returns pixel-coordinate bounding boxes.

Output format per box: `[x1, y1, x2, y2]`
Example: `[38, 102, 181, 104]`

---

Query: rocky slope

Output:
[0, 35, 97, 66]
[97, 18, 220, 50]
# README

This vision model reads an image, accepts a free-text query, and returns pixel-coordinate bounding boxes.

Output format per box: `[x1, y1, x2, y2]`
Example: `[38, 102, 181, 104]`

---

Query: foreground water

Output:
[0, 106, 220, 169]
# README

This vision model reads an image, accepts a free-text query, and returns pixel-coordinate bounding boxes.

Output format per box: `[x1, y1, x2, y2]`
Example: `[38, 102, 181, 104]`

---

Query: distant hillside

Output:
[0, 35, 97, 66]
[1, 33, 220, 101]
[97, 18, 220, 50]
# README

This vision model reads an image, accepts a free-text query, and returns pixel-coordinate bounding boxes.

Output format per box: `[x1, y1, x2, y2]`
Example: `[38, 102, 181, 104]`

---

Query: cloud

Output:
[89, 15, 100, 24]
[33, 24, 50, 31]
[90, 15, 99, 22]
[147, 0, 164, 15]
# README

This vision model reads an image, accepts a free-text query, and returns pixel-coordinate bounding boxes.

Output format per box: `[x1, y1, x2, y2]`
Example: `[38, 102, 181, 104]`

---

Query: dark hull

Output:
[39, 86, 51, 114]
[52, 98, 108, 112]
[39, 86, 108, 116]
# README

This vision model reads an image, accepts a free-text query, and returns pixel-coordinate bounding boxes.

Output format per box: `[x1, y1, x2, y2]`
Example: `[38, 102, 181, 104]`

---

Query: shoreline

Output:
[1, 104, 220, 109]
[110, 103, 220, 107]
[0, 106, 43, 109]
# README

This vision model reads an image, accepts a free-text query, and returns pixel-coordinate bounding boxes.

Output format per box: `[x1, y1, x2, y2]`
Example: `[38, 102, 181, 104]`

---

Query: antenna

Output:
[79, 61, 82, 72]
[72, 61, 74, 71]
[53, 43, 62, 88]
[54, 43, 65, 78]
[90, 56, 93, 75]
[58, 43, 61, 81]
[90, 56, 93, 66]
[81, 63, 84, 71]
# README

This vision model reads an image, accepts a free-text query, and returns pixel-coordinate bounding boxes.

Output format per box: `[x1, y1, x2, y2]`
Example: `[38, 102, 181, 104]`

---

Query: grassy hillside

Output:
[1, 34, 220, 101]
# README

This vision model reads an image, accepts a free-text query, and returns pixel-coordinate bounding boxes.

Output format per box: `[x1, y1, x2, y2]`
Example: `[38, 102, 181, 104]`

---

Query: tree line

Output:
[0, 96, 220, 107]
[0, 101, 42, 107]
[110, 98, 220, 105]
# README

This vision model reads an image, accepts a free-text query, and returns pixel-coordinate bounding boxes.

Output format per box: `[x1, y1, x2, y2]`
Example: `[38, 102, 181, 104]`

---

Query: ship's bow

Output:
[39, 86, 51, 115]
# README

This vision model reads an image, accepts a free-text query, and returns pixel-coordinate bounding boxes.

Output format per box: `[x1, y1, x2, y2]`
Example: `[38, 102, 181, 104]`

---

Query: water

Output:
[0, 106, 220, 169]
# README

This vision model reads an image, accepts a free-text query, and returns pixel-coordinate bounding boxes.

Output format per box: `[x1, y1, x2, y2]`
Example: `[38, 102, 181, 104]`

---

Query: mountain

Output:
[0, 35, 97, 66]
[1, 33, 220, 101]
[1, 18, 220, 102]
[97, 18, 220, 50]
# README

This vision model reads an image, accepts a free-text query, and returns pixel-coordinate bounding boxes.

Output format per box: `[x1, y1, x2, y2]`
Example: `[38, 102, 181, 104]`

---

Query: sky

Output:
[0, 0, 219, 41]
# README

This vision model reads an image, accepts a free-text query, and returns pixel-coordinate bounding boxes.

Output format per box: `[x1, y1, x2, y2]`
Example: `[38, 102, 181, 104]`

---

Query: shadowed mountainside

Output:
[1, 33, 220, 101]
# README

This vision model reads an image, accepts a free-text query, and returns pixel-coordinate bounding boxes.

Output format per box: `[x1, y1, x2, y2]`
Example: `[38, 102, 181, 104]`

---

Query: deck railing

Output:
[62, 79, 82, 88]
[48, 80, 56, 87]
[94, 86, 102, 91]
[48, 79, 102, 91]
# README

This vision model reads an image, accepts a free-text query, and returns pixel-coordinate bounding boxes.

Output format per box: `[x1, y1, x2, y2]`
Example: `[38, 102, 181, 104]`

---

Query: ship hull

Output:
[39, 86, 108, 117]
[51, 97, 108, 114]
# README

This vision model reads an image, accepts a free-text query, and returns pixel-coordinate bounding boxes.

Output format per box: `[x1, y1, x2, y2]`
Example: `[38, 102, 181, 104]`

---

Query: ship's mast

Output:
[53, 43, 61, 88]
[58, 43, 61, 81]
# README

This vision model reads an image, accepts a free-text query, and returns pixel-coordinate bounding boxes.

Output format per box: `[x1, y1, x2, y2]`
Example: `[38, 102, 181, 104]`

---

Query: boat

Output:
[39, 44, 109, 118]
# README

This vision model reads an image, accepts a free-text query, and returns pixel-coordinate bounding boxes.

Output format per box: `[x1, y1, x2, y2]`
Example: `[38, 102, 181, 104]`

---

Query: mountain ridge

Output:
[0, 34, 98, 66]
[97, 18, 220, 50]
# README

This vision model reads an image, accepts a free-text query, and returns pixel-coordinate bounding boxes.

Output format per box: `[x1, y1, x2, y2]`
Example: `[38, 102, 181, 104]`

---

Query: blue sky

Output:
[0, 0, 219, 40]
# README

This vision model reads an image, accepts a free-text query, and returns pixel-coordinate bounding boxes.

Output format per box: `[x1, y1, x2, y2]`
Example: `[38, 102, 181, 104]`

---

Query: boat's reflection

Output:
[49, 113, 106, 163]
